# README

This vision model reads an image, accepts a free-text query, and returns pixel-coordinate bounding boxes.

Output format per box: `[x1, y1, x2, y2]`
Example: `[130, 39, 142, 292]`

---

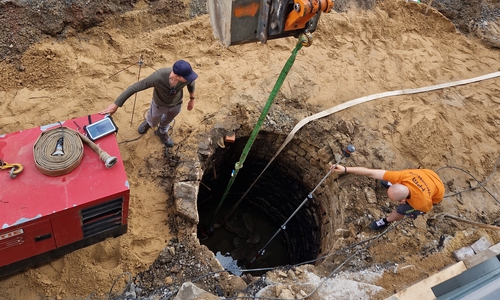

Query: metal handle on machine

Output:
[34, 233, 52, 242]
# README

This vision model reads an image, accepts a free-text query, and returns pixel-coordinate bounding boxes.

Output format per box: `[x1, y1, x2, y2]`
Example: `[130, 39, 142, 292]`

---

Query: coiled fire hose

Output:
[33, 126, 117, 176]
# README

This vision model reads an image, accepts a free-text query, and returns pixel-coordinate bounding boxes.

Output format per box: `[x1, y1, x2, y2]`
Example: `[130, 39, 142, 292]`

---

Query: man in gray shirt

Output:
[100, 60, 198, 148]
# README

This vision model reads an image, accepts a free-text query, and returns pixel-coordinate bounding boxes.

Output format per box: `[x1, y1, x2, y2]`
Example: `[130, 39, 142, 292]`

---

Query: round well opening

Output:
[197, 134, 321, 274]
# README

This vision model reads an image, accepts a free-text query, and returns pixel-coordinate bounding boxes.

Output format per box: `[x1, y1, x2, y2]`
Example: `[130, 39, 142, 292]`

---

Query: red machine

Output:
[0, 114, 129, 277]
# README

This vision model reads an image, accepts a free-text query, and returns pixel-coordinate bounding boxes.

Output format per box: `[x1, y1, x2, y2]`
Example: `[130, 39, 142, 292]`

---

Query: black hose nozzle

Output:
[52, 137, 65, 156]
[342, 144, 355, 157]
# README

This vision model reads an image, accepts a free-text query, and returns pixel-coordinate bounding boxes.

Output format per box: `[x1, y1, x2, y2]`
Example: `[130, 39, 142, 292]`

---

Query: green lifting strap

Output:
[208, 37, 306, 230]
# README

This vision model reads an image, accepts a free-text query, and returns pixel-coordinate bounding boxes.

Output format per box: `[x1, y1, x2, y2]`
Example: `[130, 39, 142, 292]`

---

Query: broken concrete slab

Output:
[471, 236, 492, 254]
[452, 246, 475, 261]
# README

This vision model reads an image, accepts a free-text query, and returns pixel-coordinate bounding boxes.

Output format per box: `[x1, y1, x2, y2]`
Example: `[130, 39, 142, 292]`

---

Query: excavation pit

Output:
[197, 133, 323, 274]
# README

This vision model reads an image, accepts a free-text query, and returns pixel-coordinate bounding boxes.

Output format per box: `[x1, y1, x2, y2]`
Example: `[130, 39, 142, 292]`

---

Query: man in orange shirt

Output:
[331, 165, 445, 230]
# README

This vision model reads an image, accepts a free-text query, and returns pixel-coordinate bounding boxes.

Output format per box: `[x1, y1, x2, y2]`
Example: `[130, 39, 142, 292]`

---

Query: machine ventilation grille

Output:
[81, 198, 123, 238]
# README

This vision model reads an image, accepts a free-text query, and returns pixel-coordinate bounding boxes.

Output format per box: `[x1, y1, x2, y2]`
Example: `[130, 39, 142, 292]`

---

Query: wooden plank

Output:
[387, 262, 467, 300]
[387, 243, 500, 299]
[489, 242, 500, 255]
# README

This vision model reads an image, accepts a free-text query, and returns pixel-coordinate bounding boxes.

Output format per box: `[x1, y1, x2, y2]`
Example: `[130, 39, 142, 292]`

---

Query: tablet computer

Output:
[85, 116, 118, 141]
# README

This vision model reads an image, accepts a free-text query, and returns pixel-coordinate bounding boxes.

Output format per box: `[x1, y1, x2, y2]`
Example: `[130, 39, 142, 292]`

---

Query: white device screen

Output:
[85, 118, 117, 141]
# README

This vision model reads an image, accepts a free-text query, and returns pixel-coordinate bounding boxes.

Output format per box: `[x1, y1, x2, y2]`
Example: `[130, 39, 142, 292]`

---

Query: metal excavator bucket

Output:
[208, 0, 334, 47]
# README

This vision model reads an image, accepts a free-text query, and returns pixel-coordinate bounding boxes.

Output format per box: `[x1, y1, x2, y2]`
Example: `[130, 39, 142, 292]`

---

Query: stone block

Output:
[174, 181, 199, 224]
[296, 155, 309, 166]
[174, 282, 219, 300]
[471, 236, 491, 254]
[291, 144, 306, 157]
[363, 186, 377, 204]
[452, 246, 475, 261]
[463, 249, 497, 269]
[335, 228, 351, 238]
[338, 120, 354, 134]
[412, 219, 426, 232]
[176, 161, 202, 181]
[278, 288, 294, 298]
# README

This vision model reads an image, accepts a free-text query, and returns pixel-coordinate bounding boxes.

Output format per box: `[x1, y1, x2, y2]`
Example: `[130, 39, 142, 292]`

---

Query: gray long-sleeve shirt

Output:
[114, 67, 196, 108]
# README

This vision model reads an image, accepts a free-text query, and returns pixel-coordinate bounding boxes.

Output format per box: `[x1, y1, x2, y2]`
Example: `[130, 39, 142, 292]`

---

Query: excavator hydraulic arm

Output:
[208, 0, 334, 47]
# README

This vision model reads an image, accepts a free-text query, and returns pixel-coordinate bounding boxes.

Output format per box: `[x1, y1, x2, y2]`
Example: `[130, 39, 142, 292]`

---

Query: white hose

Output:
[245, 71, 500, 199]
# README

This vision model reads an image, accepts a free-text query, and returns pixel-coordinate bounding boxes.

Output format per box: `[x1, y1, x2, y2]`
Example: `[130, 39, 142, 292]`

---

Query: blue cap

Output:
[173, 60, 198, 82]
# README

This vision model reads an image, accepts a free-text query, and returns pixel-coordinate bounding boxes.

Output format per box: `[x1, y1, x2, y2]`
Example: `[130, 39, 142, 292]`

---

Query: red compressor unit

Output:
[0, 114, 130, 278]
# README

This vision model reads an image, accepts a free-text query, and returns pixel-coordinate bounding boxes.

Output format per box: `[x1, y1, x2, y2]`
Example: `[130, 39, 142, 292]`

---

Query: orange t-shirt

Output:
[383, 169, 445, 212]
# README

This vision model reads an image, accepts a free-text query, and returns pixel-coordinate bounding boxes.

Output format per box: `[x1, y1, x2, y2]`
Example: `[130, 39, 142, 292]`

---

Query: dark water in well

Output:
[198, 200, 289, 275]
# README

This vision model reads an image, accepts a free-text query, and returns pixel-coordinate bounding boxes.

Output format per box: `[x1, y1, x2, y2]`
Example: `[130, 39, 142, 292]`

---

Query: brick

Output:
[225, 132, 235, 143]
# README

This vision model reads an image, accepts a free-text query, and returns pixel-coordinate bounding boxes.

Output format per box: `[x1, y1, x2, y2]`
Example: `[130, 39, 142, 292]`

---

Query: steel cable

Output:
[436, 156, 500, 204]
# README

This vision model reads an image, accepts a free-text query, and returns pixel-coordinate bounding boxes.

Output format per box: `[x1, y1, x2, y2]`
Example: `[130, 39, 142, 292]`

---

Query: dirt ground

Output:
[1, 0, 500, 299]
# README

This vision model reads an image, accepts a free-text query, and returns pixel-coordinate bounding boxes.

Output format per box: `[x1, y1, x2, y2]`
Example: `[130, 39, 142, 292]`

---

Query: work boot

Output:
[155, 129, 174, 148]
[368, 218, 389, 231]
[138, 120, 151, 134]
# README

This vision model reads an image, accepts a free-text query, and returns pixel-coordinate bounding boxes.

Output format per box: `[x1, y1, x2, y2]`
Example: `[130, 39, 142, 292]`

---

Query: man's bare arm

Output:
[332, 165, 386, 180]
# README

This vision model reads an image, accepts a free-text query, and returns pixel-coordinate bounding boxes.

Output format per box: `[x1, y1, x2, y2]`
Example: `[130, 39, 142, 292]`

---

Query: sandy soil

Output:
[1, 0, 500, 299]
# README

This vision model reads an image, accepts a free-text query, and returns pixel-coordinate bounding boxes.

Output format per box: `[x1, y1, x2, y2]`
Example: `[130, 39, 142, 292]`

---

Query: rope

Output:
[247, 146, 354, 268]
[34, 126, 117, 176]
[207, 36, 307, 229]
[227, 71, 500, 214]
